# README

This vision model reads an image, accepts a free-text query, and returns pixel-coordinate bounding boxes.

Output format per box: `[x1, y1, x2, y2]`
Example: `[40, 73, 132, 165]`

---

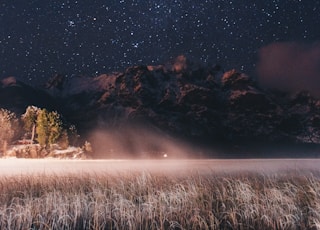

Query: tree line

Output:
[0, 106, 79, 153]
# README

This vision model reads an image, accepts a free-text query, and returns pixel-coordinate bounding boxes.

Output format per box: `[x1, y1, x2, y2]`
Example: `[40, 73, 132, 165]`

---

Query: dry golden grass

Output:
[0, 170, 320, 229]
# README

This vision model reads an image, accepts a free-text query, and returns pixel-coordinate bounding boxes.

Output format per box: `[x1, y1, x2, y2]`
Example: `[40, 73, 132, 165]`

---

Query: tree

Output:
[36, 109, 49, 147]
[68, 124, 79, 146]
[21, 106, 40, 144]
[22, 107, 79, 151]
[58, 130, 69, 149]
[35, 109, 65, 148]
[0, 109, 19, 152]
[47, 111, 63, 145]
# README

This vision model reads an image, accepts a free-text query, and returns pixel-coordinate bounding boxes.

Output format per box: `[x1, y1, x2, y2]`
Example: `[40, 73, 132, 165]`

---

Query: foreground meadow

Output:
[0, 169, 320, 229]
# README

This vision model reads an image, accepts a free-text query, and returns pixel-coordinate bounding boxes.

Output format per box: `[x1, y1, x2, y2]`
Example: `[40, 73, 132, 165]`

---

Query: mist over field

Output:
[87, 125, 204, 159]
[1, 158, 320, 176]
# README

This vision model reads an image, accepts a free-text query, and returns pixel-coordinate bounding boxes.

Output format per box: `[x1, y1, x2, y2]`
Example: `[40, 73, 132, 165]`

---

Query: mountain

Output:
[2, 56, 320, 157]
[0, 76, 58, 114]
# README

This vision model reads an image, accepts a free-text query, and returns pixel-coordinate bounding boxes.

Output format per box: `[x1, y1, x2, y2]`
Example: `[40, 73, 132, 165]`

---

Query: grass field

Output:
[1, 167, 320, 229]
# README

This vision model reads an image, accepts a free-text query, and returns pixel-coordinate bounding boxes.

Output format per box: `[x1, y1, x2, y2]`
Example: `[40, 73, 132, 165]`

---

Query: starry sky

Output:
[0, 0, 319, 82]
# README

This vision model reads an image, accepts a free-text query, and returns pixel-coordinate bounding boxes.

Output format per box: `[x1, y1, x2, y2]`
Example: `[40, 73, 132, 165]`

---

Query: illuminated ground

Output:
[0, 158, 319, 175]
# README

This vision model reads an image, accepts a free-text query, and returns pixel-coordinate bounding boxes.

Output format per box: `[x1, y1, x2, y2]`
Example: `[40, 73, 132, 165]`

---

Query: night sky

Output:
[1, 0, 319, 83]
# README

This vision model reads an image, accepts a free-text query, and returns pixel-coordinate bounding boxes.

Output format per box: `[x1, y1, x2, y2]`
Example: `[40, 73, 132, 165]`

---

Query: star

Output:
[67, 20, 76, 27]
[0, 1, 319, 82]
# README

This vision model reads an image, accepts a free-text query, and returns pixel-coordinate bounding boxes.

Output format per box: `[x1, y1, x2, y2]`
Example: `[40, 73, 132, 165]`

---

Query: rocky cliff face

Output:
[2, 56, 320, 157]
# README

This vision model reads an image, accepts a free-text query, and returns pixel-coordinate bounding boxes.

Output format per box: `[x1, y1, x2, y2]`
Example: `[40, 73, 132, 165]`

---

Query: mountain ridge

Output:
[1, 56, 320, 157]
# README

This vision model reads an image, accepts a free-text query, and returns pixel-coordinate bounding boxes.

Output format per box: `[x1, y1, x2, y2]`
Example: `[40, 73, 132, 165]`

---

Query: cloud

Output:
[256, 41, 320, 97]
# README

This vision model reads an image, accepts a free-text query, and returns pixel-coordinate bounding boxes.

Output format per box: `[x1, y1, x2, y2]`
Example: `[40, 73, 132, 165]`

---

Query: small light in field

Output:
[163, 153, 168, 158]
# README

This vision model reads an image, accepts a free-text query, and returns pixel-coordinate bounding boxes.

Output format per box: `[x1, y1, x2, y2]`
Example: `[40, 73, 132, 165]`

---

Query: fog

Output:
[257, 41, 320, 97]
[87, 125, 203, 159]
[1, 158, 320, 176]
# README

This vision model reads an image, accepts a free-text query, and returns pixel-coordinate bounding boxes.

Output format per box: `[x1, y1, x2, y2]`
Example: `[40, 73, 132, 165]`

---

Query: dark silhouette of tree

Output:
[68, 124, 79, 146]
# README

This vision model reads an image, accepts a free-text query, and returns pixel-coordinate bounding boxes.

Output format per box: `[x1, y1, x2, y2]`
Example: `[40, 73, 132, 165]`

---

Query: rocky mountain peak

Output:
[221, 69, 252, 89]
